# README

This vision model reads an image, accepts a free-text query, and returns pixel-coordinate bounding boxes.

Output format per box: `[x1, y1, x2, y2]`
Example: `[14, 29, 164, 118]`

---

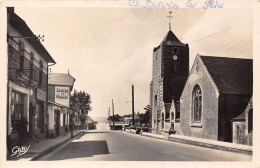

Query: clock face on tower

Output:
[173, 55, 178, 60]
[172, 48, 178, 61]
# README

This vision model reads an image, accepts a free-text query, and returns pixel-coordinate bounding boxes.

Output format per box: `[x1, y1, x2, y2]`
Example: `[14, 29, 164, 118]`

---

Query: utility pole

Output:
[108, 107, 110, 124]
[112, 99, 115, 129]
[132, 85, 135, 126]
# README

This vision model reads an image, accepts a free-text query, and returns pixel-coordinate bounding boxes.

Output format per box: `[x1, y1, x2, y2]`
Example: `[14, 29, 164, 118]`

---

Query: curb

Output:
[169, 136, 252, 155]
[123, 131, 252, 155]
[141, 132, 164, 140]
[123, 130, 164, 140]
[30, 131, 85, 161]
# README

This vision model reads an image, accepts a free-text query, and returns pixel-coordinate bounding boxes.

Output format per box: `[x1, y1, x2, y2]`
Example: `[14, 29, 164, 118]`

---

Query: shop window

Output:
[30, 54, 40, 83]
[11, 92, 24, 132]
[38, 60, 43, 87]
[19, 41, 30, 79]
[192, 85, 202, 123]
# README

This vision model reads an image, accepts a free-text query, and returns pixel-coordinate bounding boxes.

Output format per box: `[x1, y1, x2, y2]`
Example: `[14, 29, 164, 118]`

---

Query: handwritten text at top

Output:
[128, 0, 224, 9]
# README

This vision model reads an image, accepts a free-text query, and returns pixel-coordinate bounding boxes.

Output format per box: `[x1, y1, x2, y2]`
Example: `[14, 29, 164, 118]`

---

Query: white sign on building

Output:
[55, 86, 70, 107]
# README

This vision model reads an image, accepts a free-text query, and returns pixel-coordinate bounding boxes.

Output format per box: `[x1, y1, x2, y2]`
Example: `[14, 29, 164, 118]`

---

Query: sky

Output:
[14, 7, 252, 118]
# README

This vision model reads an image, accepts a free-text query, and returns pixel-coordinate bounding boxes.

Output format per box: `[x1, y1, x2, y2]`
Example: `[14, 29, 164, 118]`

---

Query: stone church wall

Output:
[180, 56, 219, 140]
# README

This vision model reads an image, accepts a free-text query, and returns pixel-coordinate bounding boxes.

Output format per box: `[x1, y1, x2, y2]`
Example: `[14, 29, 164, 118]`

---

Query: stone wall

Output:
[180, 56, 219, 140]
[232, 121, 247, 144]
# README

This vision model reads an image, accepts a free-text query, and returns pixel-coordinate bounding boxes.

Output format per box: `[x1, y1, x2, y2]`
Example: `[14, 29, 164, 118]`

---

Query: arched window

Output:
[162, 113, 164, 129]
[192, 85, 202, 122]
[154, 95, 157, 107]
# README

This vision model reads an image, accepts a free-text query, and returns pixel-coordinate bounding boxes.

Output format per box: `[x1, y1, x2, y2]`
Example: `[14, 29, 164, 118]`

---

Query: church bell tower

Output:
[150, 11, 189, 132]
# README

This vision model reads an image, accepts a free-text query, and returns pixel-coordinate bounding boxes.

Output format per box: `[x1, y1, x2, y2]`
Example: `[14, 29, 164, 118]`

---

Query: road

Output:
[39, 123, 251, 161]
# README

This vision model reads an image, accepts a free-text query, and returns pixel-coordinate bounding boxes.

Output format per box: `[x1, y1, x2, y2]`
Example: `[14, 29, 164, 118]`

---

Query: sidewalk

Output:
[169, 134, 252, 155]
[124, 129, 252, 155]
[7, 130, 85, 161]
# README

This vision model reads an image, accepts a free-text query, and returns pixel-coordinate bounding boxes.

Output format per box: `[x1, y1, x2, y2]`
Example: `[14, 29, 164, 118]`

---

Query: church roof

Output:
[154, 30, 186, 52]
[163, 30, 186, 46]
[200, 55, 253, 95]
[49, 73, 76, 87]
[163, 30, 181, 42]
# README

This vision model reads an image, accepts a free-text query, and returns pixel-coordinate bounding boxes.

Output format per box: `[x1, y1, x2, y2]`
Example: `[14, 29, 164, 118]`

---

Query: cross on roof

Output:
[167, 11, 173, 30]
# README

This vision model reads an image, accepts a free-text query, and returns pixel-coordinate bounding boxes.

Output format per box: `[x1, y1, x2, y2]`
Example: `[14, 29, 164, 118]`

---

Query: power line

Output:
[227, 43, 252, 58]
[208, 31, 245, 55]
[216, 36, 252, 56]
[180, 15, 239, 42]
[188, 27, 236, 44]
[231, 45, 253, 58]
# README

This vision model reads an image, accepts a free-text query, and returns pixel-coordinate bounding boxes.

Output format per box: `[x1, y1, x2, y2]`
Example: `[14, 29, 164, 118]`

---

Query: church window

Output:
[173, 48, 178, 54]
[154, 95, 157, 107]
[192, 85, 202, 123]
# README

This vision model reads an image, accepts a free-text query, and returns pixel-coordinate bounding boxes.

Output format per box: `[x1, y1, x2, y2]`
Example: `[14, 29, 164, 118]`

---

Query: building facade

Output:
[150, 29, 189, 134]
[7, 8, 56, 149]
[48, 73, 75, 137]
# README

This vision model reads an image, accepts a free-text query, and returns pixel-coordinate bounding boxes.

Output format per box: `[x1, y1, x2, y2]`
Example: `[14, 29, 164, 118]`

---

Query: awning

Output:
[48, 101, 67, 108]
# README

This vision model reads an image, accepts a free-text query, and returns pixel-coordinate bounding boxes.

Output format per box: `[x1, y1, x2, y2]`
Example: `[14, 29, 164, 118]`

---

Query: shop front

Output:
[34, 88, 46, 139]
[47, 101, 68, 137]
[7, 81, 31, 148]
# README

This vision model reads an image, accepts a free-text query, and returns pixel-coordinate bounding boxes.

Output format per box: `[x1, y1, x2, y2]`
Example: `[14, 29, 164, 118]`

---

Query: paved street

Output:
[38, 123, 251, 161]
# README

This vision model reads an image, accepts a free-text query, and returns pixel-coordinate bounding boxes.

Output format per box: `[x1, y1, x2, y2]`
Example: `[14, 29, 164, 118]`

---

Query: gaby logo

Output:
[11, 145, 30, 157]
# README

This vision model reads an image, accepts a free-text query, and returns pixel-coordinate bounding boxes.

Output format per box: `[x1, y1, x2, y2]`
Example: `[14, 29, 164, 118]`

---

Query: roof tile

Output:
[200, 55, 253, 95]
[49, 73, 75, 86]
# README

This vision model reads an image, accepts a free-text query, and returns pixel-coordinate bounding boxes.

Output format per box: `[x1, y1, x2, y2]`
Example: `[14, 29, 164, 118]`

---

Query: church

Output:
[150, 14, 253, 145]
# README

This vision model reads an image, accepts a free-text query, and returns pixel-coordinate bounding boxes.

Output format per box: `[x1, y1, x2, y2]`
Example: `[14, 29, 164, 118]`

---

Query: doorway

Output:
[55, 109, 60, 136]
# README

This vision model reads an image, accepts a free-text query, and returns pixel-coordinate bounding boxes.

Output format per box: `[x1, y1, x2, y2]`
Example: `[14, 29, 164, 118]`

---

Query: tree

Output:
[138, 105, 152, 127]
[70, 90, 92, 124]
[107, 114, 122, 122]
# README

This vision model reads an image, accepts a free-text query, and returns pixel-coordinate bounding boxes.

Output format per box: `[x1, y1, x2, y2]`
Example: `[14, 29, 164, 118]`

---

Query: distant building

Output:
[7, 7, 56, 149]
[48, 73, 75, 137]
